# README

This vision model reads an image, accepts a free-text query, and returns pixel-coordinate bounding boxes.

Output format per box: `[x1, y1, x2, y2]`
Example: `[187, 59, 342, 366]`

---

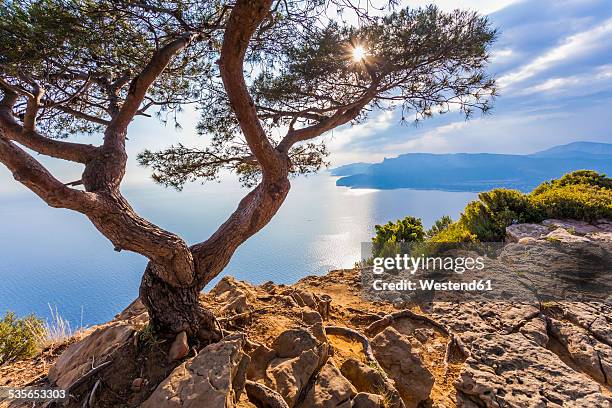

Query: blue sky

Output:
[326, 0, 612, 164]
[1, 0, 611, 193]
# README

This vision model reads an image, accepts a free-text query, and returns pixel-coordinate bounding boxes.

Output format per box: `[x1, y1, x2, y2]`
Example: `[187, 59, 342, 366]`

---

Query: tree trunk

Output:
[139, 263, 221, 342]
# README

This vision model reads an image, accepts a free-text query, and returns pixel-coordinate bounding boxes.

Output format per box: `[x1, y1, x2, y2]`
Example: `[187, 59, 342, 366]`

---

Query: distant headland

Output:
[332, 141, 612, 191]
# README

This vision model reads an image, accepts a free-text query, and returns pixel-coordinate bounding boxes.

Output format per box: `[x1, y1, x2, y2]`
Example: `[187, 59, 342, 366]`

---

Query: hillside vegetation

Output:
[372, 170, 612, 247]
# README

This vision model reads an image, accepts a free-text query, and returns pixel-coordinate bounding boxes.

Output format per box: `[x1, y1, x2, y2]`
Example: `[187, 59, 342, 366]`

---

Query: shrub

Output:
[428, 221, 477, 243]
[426, 215, 453, 239]
[372, 216, 424, 257]
[459, 189, 535, 241]
[530, 183, 612, 221]
[0, 311, 46, 364]
[531, 169, 612, 195]
[369, 170, 611, 247]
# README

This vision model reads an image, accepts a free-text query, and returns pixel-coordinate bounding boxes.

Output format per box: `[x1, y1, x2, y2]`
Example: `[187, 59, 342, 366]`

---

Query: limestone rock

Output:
[48, 323, 134, 388]
[264, 327, 329, 407]
[455, 332, 611, 407]
[542, 219, 601, 235]
[519, 316, 549, 347]
[168, 331, 189, 361]
[340, 358, 404, 408]
[303, 358, 355, 408]
[506, 223, 550, 242]
[548, 318, 612, 385]
[545, 227, 592, 243]
[211, 276, 257, 303]
[371, 327, 434, 408]
[142, 334, 249, 408]
[351, 393, 384, 408]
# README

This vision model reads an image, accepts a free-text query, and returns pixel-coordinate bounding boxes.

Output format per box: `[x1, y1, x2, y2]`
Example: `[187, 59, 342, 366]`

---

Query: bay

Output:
[0, 173, 476, 327]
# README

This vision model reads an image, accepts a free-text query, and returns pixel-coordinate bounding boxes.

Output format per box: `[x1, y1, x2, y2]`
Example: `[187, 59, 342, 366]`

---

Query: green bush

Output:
[426, 215, 453, 239]
[0, 311, 46, 364]
[530, 183, 612, 221]
[531, 169, 612, 195]
[459, 189, 535, 241]
[371, 170, 611, 246]
[372, 216, 424, 257]
[428, 221, 477, 243]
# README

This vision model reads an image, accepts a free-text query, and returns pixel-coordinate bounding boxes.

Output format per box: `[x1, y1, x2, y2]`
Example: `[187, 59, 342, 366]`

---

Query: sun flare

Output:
[352, 45, 366, 61]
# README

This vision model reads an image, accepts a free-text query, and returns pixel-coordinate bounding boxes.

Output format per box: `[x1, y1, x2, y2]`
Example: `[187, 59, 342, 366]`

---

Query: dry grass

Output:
[24, 304, 85, 352]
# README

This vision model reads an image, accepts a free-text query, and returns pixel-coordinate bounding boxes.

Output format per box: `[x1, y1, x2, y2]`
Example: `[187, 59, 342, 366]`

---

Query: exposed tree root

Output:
[324, 325, 406, 408]
[325, 326, 377, 363]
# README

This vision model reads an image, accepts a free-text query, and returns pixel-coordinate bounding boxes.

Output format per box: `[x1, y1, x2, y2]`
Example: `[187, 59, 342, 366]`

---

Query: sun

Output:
[352, 45, 366, 62]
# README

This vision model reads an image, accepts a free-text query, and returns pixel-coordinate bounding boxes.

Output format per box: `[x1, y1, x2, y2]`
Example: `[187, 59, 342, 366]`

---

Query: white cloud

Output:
[327, 110, 395, 152]
[498, 18, 612, 88]
[518, 64, 612, 96]
[408, 0, 523, 14]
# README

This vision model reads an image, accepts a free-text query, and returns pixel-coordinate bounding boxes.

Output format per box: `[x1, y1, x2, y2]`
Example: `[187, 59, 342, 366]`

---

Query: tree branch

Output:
[106, 32, 197, 137]
[0, 88, 98, 163]
[0, 136, 96, 211]
[276, 83, 379, 152]
[218, 0, 286, 177]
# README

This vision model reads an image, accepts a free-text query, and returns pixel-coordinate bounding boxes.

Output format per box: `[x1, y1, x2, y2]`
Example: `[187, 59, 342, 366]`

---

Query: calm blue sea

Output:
[0, 173, 475, 327]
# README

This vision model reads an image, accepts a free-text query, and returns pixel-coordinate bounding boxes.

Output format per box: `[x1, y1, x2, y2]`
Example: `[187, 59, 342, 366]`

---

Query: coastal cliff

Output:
[1, 219, 611, 408]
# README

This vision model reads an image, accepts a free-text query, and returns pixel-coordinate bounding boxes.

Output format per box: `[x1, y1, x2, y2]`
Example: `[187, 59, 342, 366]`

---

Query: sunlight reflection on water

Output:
[0, 173, 476, 326]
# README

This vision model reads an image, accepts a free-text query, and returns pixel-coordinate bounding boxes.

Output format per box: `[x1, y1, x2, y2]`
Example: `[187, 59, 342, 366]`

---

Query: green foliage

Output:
[138, 324, 164, 349]
[459, 189, 535, 241]
[428, 221, 477, 243]
[426, 215, 453, 239]
[0, 311, 46, 364]
[375, 170, 612, 245]
[372, 216, 425, 257]
[529, 183, 612, 221]
[531, 170, 612, 195]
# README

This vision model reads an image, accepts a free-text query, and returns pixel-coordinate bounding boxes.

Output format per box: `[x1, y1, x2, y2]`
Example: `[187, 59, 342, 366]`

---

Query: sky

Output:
[1, 0, 612, 192]
[326, 0, 612, 164]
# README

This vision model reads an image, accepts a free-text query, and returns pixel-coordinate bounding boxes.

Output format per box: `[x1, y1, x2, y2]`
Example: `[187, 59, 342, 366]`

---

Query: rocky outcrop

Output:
[264, 326, 329, 406]
[34, 220, 612, 408]
[141, 334, 249, 408]
[303, 358, 355, 407]
[370, 327, 434, 408]
[48, 322, 135, 389]
[455, 332, 610, 407]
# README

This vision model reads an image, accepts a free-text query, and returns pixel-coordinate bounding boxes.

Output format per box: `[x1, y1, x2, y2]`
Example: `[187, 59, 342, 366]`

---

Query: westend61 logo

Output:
[371, 253, 492, 292]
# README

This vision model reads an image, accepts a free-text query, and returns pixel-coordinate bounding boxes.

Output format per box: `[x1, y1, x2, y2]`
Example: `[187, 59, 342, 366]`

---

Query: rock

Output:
[245, 381, 289, 408]
[558, 302, 612, 346]
[371, 327, 434, 408]
[211, 276, 257, 303]
[303, 359, 355, 408]
[455, 332, 611, 407]
[518, 236, 538, 245]
[220, 295, 249, 316]
[352, 393, 384, 408]
[168, 331, 189, 361]
[263, 327, 329, 406]
[131, 377, 145, 392]
[545, 227, 591, 243]
[271, 327, 321, 359]
[340, 358, 404, 408]
[142, 334, 249, 408]
[506, 223, 550, 242]
[247, 343, 277, 382]
[542, 219, 601, 235]
[300, 309, 328, 343]
[548, 318, 612, 385]
[114, 298, 148, 322]
[49, 323, 134, 388]
[519, 316, 549, 347]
